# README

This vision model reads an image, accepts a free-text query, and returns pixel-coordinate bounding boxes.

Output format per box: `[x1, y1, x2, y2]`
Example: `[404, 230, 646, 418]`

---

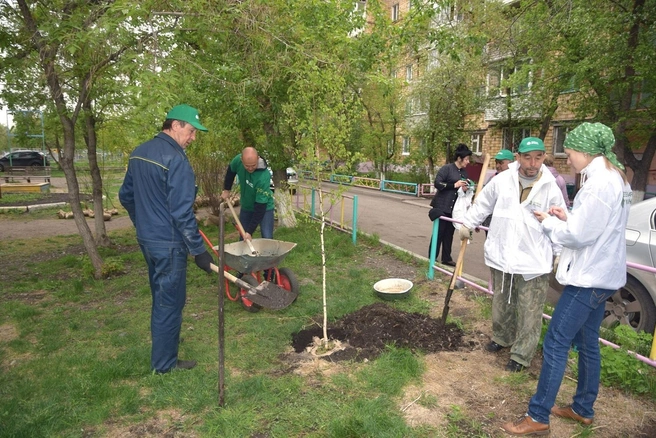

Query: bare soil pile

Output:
[291, 302, 464, 361]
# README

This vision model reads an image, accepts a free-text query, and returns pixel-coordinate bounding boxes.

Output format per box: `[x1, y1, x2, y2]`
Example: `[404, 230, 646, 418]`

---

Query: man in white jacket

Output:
[459, 137, 568, 372]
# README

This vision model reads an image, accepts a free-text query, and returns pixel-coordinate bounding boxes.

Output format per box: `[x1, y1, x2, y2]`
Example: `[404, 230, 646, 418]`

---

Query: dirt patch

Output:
[0, 324, 19, 343]
[287, 287, 656, 437]
[100, 409, 196, 438]
[291, 302, 464, 362]
[359, 246, 423, 280]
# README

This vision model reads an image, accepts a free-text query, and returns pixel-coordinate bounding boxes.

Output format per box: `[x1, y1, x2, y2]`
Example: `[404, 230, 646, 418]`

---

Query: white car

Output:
[549, 196, 656, 333]
[621, 196, 656, 333]
[269, 167, 298, 193]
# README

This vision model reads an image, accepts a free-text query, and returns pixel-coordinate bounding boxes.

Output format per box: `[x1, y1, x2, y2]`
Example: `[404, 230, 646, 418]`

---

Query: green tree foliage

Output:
[0, 0, 171, 277]
[495, 0, 656, 198]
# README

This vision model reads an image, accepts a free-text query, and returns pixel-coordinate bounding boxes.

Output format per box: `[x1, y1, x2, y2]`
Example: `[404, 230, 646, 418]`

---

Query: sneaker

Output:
[485, 341, 505, 352]
[501, 414, 550, 436]
[505, 359, 526, 373]
[551, 405, 593, 426]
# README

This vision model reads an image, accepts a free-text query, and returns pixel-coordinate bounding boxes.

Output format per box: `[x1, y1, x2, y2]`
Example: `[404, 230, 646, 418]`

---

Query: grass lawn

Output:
[2, 212, 656, 437]
[0, 218, 443, 438]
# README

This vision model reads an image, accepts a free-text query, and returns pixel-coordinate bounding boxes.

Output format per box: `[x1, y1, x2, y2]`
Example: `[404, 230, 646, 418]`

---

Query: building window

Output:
[387, 139, 394, 155]
[391, 68, 397, 79]
[511, 60, 531, 95]
[437, 3, 463, 24]
[348, 1, 367, 37]
[552, 125, 571, 156]
[406, 64, 413, 82]
[392, 4, 400, 21]
[502, 127, 531, 152]
[470, 132, 484, 154]
[487, 61, 532, 97]
[402, 136, 410, 155]
[487, 66, 502, 97]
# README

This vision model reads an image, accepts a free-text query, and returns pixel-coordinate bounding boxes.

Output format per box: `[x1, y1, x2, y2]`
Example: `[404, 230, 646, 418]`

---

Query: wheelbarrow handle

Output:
[210, 263, 256, 295]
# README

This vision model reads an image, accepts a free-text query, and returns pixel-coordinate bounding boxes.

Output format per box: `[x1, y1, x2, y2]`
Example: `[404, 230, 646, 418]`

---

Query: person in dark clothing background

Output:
[428, 143, 473, 265]
[119, 104, 214, 374]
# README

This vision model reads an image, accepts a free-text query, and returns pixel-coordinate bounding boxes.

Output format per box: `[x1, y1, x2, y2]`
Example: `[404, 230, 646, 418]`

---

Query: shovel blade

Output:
[244, 281, 298, 310]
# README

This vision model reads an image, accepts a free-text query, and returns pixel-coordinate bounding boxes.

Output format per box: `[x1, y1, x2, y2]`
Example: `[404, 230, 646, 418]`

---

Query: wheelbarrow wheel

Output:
[238, 274, 262, 313]
[275, 267, 300, 300]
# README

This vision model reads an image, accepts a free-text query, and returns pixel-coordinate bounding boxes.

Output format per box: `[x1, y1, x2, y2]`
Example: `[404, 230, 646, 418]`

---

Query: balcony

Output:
[484, 95, 540, 122]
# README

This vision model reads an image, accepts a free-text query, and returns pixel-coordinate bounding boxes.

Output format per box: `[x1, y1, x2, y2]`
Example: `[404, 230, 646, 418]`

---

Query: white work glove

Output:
[459, 225, 472, 241]
[552, 255, 560, 275]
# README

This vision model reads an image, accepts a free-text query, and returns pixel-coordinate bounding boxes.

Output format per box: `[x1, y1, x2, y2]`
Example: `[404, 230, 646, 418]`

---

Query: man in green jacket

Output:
[221, 147, 275, 240]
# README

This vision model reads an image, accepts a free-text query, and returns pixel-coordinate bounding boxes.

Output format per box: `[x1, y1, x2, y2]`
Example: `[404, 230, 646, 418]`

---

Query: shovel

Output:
[225, 199, 259, 256]
[210, 263, 297, 310]
[441, 152, 491, 323]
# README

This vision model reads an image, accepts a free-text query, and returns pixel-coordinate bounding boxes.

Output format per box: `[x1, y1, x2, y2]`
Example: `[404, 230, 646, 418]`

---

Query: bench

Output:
[3, 166, 52, 183]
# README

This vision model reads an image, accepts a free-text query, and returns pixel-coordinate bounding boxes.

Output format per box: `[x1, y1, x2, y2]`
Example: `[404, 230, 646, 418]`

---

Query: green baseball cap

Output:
[166, 104, 208, 132]
[494, 149, 515, 161]
[518, 137, 545, 153]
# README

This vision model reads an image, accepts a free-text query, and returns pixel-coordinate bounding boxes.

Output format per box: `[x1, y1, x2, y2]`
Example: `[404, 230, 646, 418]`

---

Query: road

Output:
[301, 182, 561, 304]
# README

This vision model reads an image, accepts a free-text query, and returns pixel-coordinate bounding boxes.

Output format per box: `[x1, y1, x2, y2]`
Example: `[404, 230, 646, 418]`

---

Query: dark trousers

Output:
[428, 214, 455, 262]
[140, 243, 188, 373]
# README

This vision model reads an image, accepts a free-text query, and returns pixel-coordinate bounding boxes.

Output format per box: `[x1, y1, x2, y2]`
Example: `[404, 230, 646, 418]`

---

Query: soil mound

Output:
[291, 302, 464, 361]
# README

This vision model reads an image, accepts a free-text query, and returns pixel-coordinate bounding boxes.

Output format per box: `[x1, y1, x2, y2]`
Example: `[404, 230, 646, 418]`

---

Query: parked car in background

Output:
[0, 150, 50, 172]
[269, 167, 298, 193]
[622, 196, 656, 333]
[549, 196, 656, 334]
[286, 167, 298, 184]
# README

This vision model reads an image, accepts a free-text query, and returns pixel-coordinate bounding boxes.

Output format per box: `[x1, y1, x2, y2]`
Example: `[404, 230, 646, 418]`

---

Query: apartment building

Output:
[377, 0, 580, 182]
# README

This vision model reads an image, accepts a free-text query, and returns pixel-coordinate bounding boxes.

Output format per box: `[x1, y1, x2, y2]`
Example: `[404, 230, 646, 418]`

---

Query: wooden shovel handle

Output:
[455, 152, 491, 277]
[225, 200, 258, 255]
[211, 263, 254, 292]
[448, 240, 468, 290]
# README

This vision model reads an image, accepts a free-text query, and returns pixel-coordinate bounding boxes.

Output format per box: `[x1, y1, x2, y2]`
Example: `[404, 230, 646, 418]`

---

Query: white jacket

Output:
[463, 161, 567, 275]
[542, 157, 632, 289]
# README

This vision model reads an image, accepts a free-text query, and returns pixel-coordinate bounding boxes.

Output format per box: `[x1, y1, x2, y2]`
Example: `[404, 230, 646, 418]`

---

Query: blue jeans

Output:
[139, 244, 188, 373]
[239, 209, 274, 239]
[528, 285, 615, 424]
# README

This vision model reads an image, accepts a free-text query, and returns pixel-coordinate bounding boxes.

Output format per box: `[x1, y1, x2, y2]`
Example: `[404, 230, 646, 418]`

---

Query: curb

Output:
[0, 202, 69, 213]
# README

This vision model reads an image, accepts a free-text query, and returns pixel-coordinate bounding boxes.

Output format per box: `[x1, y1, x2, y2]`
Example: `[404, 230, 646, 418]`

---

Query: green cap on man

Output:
[494, 149, 515, 161]
[166, 104, 208, 132]
[518, 137, 545, 153]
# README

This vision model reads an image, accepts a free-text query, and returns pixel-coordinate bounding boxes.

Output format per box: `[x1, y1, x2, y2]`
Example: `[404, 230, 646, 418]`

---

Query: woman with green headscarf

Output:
[501, 122, 633, 436]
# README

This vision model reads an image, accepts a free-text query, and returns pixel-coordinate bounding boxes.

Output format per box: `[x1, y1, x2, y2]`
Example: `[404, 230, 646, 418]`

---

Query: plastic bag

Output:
[452, 186, 474, 230]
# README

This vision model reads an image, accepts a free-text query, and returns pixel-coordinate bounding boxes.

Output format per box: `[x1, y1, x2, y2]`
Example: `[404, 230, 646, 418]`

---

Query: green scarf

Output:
[563, 122, 624, 170]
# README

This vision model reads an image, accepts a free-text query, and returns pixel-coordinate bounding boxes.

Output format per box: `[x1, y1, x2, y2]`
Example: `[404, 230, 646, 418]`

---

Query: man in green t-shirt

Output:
[221, 147, 275, 240]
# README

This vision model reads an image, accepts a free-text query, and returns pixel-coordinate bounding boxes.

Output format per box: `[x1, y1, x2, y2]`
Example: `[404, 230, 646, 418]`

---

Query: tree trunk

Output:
[60, 118, 104, 278]
[272, 169, 297, 228]
[275, 190, 297, 228]
[17, 0, 104, 278]
[83, 102, 111, 246]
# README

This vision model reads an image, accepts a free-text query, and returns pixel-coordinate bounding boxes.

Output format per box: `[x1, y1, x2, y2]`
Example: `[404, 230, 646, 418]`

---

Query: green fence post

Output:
[427, 219, 439, 280]
[352, 195, 358, 245]
[311, 188, 316, 219]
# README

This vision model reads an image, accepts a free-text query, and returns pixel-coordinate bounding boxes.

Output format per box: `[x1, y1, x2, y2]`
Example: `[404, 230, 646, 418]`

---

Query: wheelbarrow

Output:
[217, 239, 299, 312]
[201, 231, 300, 311]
